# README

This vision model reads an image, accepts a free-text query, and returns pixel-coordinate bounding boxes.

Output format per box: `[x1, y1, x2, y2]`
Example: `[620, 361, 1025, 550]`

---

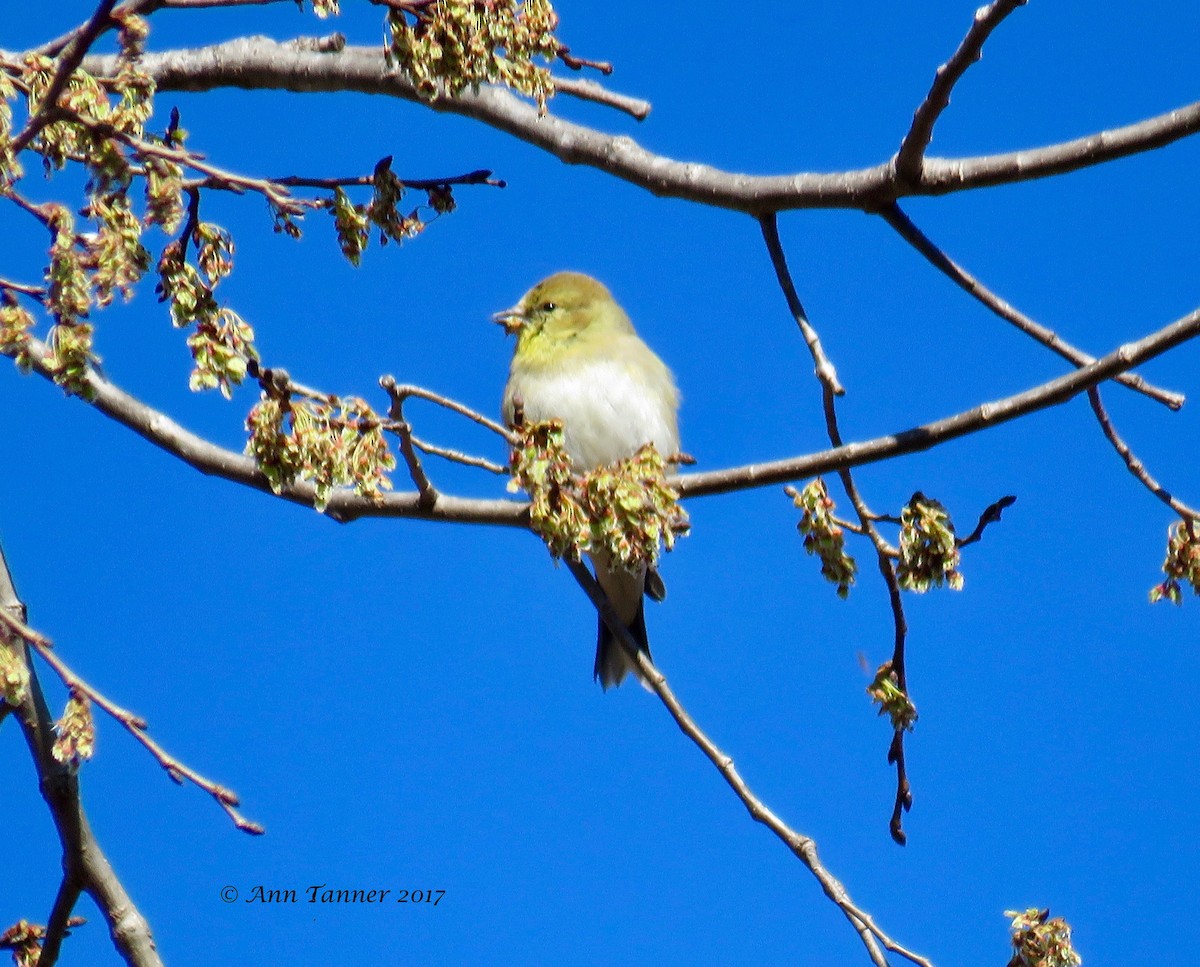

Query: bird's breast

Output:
[503, 357, 679, 471]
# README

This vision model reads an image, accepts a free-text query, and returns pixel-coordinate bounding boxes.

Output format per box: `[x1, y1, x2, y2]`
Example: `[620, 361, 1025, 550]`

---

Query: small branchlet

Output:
[896, 491, 963, 592]
[1149, 518, 1200, 604]
[787, 479, 857, 598]
[245, 386, 396, 512]
[508, 420, 689, 568]
[52, 688, 96, 767]
[1005, 908, 1082, 967]
[867, 660, 918, 732]
[386, 0, 562, 113]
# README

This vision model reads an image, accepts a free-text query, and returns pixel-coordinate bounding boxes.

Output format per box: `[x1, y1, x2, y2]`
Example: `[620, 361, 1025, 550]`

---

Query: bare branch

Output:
[956, 494, 1018, 548]
[677, 306, 1200, 500]
[273, 167, 505, 191]
[552, 74, 650, 120]
[896, 0, 1027, 183]
[757, 214, 844, 394]
[1, 608, 265, 835]
[380, 375, 516, 442]
[879, 202, 1182, 409]
[564, 558, 932, 967]
[0, 545, 163, 967]
[6, 301, 1200, 527]
[381, 386, 439, 510]
[410, 434, 507, 474]
[0, 276, 47, 299]
[74, 39, 1200, 213]
[759, 214, 916, 841]
[1087, 389, 1200, 521]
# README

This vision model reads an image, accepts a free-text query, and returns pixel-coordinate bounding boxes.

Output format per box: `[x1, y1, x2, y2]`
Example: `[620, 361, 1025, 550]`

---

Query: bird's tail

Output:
[594, 599, 652, 690]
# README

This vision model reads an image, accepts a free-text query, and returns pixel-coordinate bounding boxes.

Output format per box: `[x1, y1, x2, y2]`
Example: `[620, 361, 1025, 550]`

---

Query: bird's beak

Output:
[491, 307, 526, 336]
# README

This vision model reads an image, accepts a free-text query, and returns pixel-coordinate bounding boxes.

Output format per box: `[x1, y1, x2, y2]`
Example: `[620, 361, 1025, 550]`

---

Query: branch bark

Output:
[73, 38, 1200, 214]
[8, 300, 1200, 524]
[0, 544, 162, 967]
[565, 558, 932, 967]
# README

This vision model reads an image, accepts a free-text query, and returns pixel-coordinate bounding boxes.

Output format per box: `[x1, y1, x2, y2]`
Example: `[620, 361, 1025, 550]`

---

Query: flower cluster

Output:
[387, 0, 561, 112]
[1005, 908, 1082, 967]
[866, 660, 918, 732]
[52, 691, 96, 767]
[508, 420, 689, 569]
[245, 393, 396, 512]
[788, 478, 857, 598]
[896, 492, 963, 593]
[1149, 518, 1200, 604]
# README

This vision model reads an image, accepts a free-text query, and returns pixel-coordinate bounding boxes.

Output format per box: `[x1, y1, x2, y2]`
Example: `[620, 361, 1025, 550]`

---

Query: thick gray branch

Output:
[11, 302, 1200, 523]
[74, 38, 1200, 214]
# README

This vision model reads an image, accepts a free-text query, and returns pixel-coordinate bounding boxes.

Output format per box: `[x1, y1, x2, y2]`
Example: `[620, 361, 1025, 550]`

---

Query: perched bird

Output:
[495, 271, 680, 688]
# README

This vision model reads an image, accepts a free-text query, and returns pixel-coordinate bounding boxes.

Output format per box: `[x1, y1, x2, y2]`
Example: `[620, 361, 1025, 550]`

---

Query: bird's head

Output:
[493, 272, 633, 360]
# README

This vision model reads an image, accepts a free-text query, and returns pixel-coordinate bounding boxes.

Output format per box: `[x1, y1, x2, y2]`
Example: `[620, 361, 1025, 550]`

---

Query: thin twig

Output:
[564, 558, 932, 967]
[760, 211, 924, 845]
[11, 0, 122, 155]
[382, 394, 439, 510]
[0, 276, 48, 298]
[554, 45, 611, 75]
[0, 608, 265, 835]
[74, 39, 1200, 211]
[1087, 388, 1200, 520]
[956, 495, 1018, 548]
[273, 167, 504, 191]
[879, 202, 1182, 409]
[896, 0, 1028, 183]
[552, 75, 650, 120]
[757, 214, 843, 394]
[380, 375, 516, 441]
[411, 434, 507, 475]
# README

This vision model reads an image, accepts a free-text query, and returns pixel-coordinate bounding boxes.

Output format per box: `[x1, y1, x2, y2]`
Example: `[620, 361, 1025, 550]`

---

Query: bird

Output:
[495, 271, 680, 689]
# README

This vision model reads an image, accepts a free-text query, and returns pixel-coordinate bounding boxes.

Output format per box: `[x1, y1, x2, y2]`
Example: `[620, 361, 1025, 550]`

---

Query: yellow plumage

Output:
[495, 272, 680, 687]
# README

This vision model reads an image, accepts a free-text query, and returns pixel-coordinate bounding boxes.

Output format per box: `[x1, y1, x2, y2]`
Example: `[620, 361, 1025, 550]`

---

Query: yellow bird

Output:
[495, 272, 681, 688]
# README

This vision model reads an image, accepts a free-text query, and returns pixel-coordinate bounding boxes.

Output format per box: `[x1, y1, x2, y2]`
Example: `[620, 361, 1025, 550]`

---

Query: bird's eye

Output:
[540, 301, 557, 312]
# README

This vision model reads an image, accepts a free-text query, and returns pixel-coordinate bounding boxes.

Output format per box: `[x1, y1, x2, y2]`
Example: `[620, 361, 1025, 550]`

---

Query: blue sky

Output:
[3, 3, 1200, 965]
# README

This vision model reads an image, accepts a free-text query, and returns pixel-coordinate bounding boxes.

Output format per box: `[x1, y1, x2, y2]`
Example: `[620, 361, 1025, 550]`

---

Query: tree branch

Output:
[677, 305, 1200, 499]
[0, 544, 162, 967]
[11, 0, 122, 155]
[0, 608, 265, 835]
[757, 214, 843, 394]
[956, 494, 1018, 549]
[878, 202, 1182, 409]
[1087, 388, 1200, 521]
[758, 215, 915, 843]
[7, 300, 1200, 527]
[895, 0, 1027, 184]
[564, 558, 932, 967]
[73, 39, 1200, 214]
